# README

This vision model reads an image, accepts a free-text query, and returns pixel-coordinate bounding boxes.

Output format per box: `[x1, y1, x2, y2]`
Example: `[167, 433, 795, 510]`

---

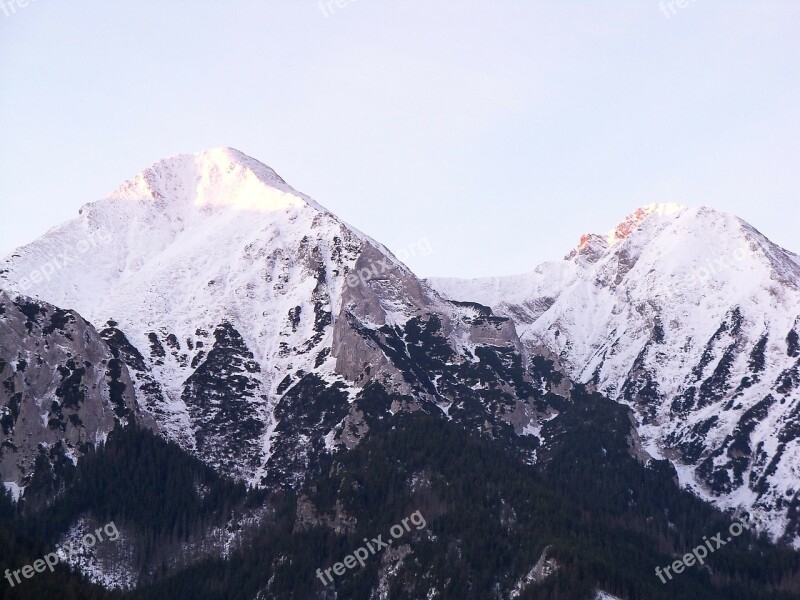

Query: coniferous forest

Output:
[3, 385, 800, 599]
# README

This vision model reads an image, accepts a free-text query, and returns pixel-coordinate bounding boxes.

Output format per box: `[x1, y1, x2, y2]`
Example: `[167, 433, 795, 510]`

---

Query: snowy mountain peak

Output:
[567, 204, 688, 263]
[105, 147, 324, 214]
[429, 204, 800, 546]
[604, 203, 686, 246]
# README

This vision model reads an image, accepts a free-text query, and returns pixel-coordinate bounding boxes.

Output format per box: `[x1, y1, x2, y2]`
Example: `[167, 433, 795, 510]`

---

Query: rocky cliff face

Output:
[430, 204, 800, 546]
[0, 148, 556, 492]
[2, 151, 799, 595]
[0, 290, 148, 497]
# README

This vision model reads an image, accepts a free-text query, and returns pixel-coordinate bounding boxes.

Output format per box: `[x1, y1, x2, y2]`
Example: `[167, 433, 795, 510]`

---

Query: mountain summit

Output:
[574, 203, 687, 253]
[430, 204, 800, 544]
[1, 148, 540, 487]
[1, 150, 799, 595]
[106, 147, 324, 214]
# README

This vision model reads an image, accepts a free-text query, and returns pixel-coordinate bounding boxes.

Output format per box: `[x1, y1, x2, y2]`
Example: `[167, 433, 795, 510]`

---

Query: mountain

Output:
[1, 151, 799, 598]
[429, 203, 800, 547]
[0, 147, 554, 489]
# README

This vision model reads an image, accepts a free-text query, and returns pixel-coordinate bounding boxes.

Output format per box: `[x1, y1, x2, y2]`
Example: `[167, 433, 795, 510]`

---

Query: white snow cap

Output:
[602, 203, 686, 245]
[573, 203, 686, 251]
[106, 147, 326, 214]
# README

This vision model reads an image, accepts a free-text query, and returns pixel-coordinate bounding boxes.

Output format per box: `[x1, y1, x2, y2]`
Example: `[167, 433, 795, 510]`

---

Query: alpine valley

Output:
[0, 148, 798, 600]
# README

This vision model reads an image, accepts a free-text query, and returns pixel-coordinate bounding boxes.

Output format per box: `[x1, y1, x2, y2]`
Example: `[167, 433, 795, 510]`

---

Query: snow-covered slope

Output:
[2, 148, 355, 481]
[429, 204, 800, 545]
[1, 148, 548, 487]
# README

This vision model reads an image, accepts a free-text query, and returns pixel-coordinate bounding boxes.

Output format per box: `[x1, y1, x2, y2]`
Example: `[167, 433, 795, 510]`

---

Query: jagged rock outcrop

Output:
[430, 204, 800, 546]
[0, 290, 150, 496]
[0, 148, 555, 491]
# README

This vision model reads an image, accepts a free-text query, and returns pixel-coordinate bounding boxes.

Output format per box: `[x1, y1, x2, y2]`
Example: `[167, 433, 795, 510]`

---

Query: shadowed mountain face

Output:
[1, 150, 799, 597]
[0, 290, 149, 496]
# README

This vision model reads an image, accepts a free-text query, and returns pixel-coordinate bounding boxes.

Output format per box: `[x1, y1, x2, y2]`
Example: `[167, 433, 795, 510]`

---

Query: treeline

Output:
[2, 390, 800, 599]
[7, 426, 265, 591]
[0, 488, 125, 600]
[138, 408, 800, 599]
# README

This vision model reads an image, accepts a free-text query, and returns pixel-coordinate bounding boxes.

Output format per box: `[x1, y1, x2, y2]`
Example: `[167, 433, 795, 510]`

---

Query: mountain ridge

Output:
[1, 148, 551, 489]
[429, 202, 800, 546]
[1, 148, 799, 596]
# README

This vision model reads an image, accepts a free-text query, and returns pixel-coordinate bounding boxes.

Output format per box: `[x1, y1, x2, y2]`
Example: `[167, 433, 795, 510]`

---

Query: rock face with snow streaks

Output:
[0, 290, 146, 495]
[430, 204, 800, 545]
[1, 148, 550, 490]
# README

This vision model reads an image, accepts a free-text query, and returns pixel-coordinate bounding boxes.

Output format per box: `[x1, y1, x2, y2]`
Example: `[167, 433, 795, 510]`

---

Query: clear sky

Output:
[1, 1, 798, 278]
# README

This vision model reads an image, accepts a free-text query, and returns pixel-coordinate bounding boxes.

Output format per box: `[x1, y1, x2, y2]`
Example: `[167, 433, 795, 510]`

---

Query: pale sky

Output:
[1, 1, 798, 278]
